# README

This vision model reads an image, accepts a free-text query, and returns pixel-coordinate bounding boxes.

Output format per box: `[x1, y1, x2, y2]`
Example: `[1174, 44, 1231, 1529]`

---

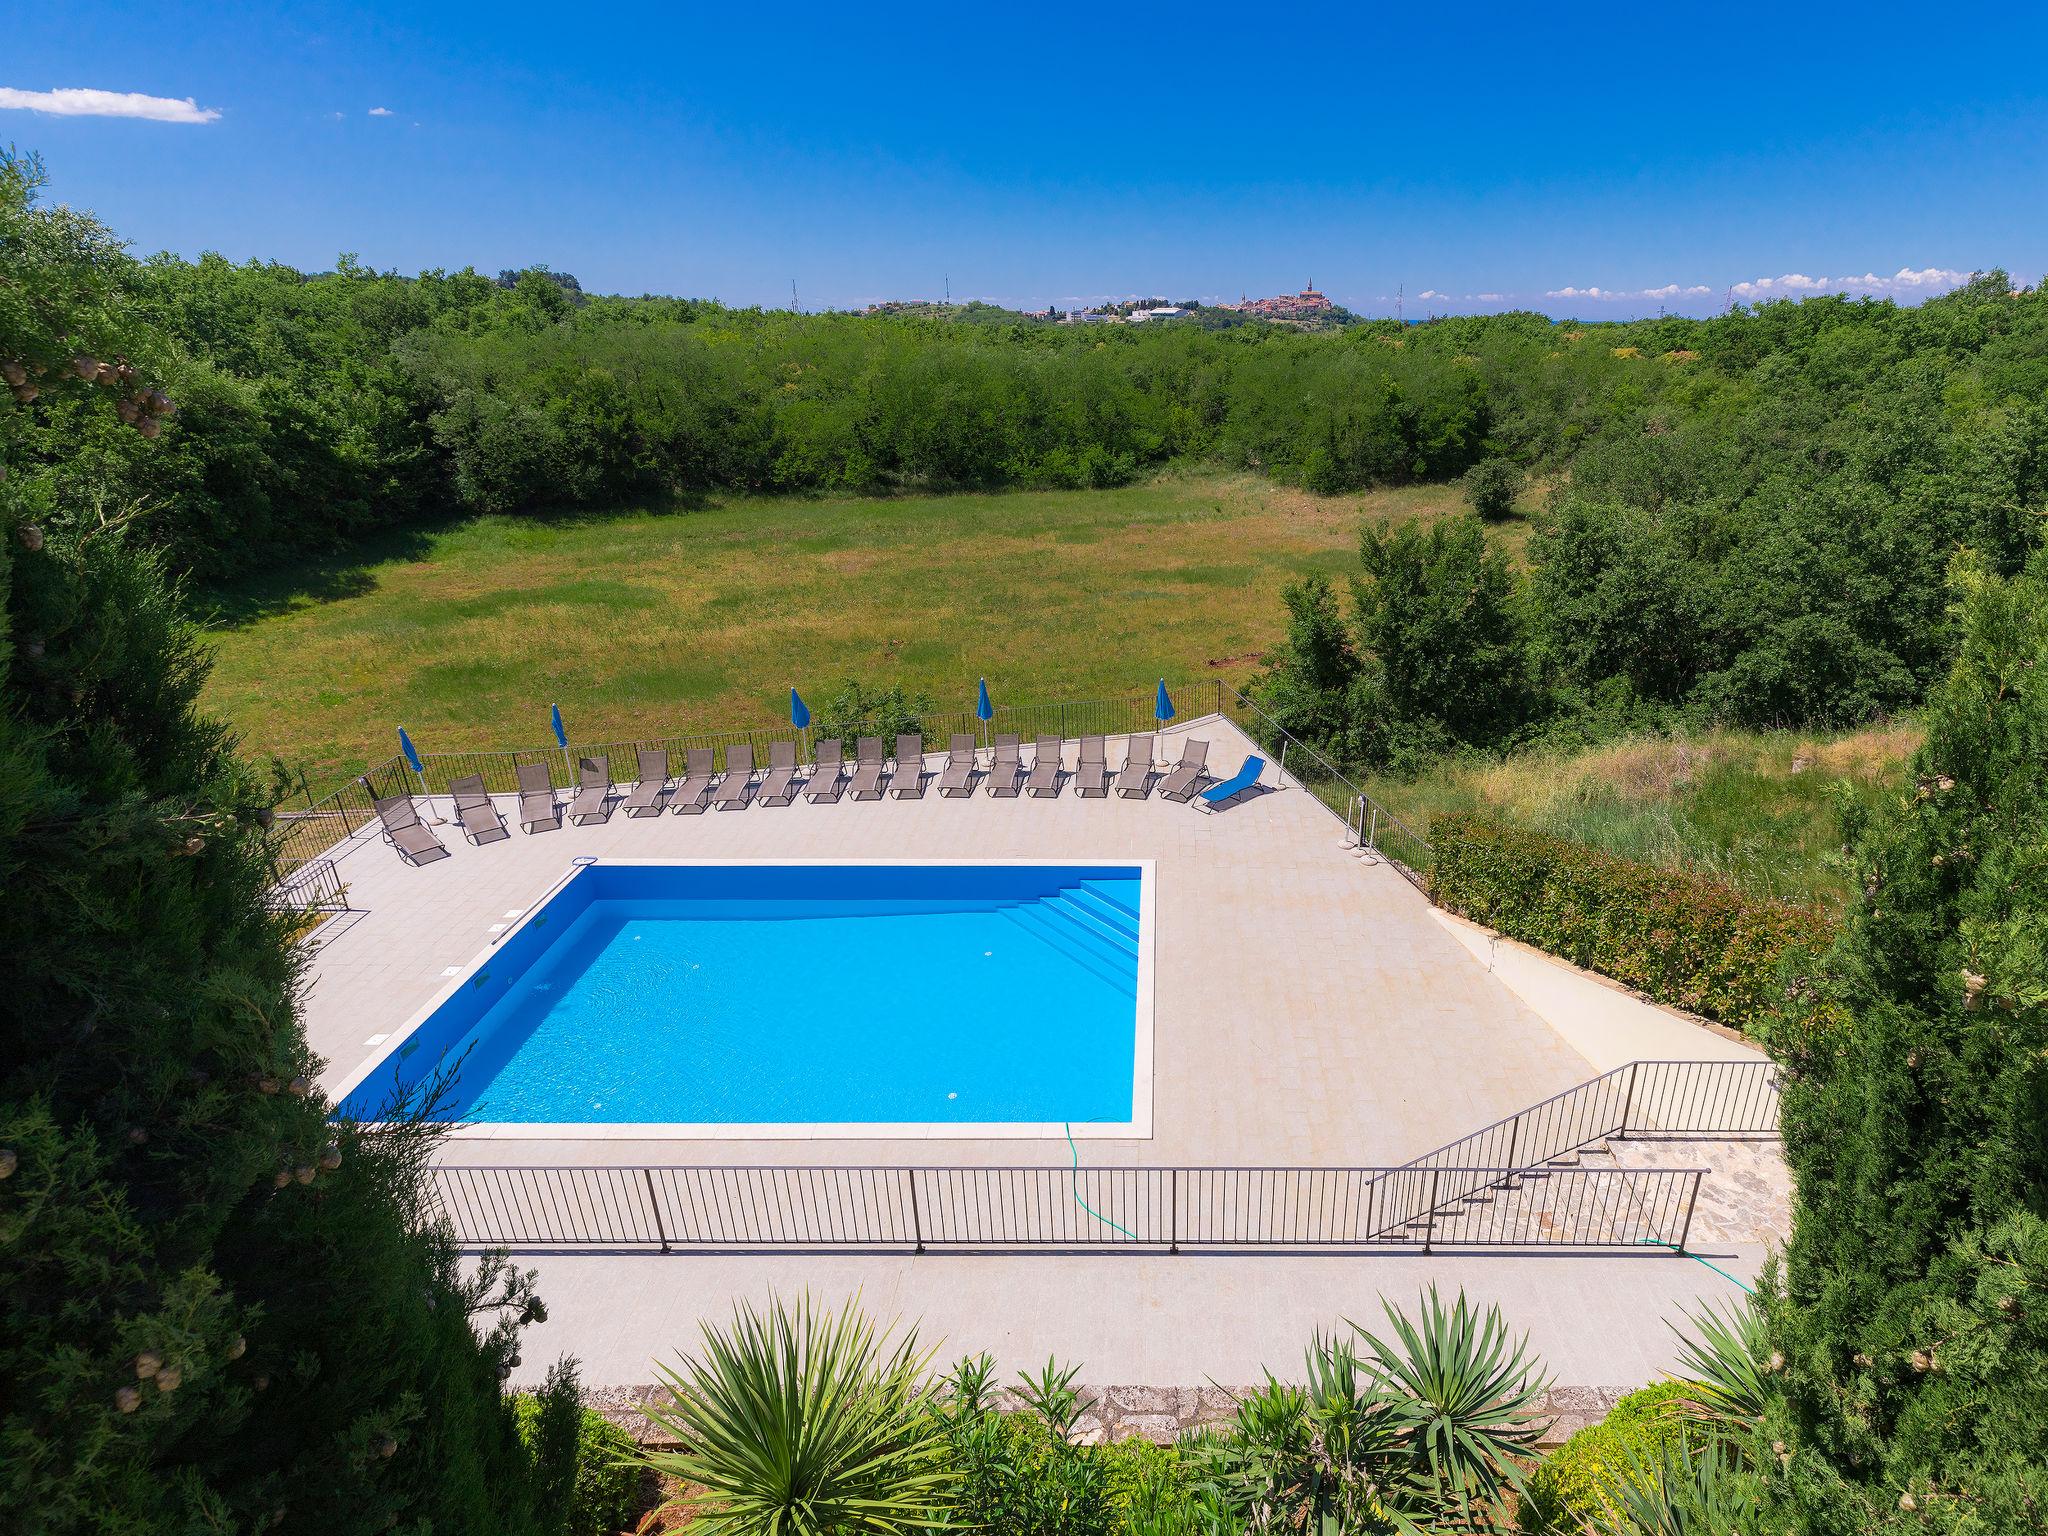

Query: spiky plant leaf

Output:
[637, 1294, 955, 1536]
[1664, 1297, 1770, 1432]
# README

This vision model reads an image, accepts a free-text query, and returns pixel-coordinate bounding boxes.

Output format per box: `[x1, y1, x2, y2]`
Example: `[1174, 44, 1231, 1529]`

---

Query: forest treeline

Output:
[6, 190, 2046, 741]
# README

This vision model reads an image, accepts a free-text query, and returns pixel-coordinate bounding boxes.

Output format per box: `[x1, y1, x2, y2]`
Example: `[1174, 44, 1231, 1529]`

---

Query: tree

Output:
[1461, 455, 1521, 520]
[1351, 516, 1533, 766]
[1762, 550, 2048, 1529]
[1254, 572, 1362, 756]
[0, 142, 576, 1534]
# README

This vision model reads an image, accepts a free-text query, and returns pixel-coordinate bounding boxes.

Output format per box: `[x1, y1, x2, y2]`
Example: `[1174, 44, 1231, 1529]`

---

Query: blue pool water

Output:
[337, 863, 1143, 1125]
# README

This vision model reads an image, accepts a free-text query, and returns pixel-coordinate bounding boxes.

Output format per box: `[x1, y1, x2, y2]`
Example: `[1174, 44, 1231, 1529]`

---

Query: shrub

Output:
[516, 1395, 643, 1536]
[1463, 455, 1523, 520]
[1519, 1382, 1696, 1533]
[638, 1295, 954, 1536]
[1427, 813, 1835, 1032]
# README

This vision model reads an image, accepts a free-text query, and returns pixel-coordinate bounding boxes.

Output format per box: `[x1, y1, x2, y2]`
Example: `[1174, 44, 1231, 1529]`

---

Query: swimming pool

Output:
[332, 861, 1152, 1136]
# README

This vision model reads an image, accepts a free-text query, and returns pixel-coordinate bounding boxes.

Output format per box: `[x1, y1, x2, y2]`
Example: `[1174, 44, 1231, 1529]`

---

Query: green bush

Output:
[1519, 1382, 1696, 1533]
[515, 1396, 642, 1536]
[1427, 813, 1834, 1032]
[1463, 455, 1523, 520]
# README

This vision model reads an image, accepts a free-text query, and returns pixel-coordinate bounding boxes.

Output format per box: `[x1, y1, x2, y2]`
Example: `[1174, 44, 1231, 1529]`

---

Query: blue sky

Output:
[8, 2, 2048, 317]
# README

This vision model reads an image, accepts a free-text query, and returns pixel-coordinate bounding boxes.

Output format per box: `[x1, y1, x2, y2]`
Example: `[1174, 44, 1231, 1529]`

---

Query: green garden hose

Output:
[1065, 1123, 1139, 1240]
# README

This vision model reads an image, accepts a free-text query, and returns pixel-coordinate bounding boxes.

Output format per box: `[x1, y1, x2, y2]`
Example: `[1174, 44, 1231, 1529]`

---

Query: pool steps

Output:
[996, 881, 1140, 997]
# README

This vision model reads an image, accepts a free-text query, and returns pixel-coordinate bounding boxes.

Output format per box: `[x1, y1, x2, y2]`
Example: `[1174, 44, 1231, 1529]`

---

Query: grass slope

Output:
[202, 475, 1472, 784]
[1368, 723, 1919, 910]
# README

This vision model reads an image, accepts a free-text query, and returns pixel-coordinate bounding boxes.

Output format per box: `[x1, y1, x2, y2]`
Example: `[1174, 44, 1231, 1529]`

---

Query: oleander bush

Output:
[1426, 812, 1835, 1032]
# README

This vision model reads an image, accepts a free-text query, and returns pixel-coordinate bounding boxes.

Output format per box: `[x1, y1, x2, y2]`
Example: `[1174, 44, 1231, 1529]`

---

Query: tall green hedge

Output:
[1427, 813, 1835, 1033]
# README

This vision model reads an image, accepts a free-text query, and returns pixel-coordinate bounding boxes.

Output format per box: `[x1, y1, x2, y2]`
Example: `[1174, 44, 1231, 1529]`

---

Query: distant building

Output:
[1128, 306, 1188, 322]
[1226, 283, 1334, 320]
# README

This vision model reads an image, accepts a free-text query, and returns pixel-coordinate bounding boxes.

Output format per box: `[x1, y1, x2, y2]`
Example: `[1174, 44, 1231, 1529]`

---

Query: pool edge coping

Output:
[328, 857, 1156, 1142]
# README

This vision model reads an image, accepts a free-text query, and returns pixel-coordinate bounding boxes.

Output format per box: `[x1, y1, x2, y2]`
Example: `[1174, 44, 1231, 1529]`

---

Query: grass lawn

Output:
[201, 473, 1477, 786]
[1367, 722, 1920, 910]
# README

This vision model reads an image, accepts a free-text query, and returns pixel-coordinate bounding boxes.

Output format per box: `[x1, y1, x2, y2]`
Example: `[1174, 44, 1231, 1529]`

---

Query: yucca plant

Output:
[1589, 1438, 1764, 1535]
[638, 1294, 956, 1536]
[1351, 1285, 1550, 1533]
[1664, 1298, 1771, 1435]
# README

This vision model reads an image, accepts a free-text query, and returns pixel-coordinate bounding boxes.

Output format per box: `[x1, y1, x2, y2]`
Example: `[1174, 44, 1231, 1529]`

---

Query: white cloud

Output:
[1473, 292, 1505, 302]
[1730, 267, 1971, 300]
[1417, 289, 1450, 301]
[368, 105, 394, 116]
[0, 86, 220, 123]
[1545, 281, 1713, 302]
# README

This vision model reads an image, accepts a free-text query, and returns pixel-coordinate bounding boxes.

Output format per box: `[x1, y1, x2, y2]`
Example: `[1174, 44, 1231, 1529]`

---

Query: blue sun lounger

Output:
[1194, 754, 1266, 813]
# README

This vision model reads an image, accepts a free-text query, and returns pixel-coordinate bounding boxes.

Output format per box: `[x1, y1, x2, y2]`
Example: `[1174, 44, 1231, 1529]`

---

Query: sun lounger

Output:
[849, 736, 886, 801]
[515, 762, 560, 831]
[710, 744, 755, 809]
[1115, 734, 1155, 799]
[1157, 739, 1210, 803]
[1194, 754, 1267, 813]
[806, 739, 849, 804]
[1026, 736, 1063, 798]
[623, 749, 672, 817]
[758, 740, 800, 806]
[937, 734, 977, 797]
[1075, 735, 1109, 797]
[569, 755, 613, 824]
[986, 733, 1024, 797]
[670, 748, 715, 814]
[892, 734, 926, 799]
[374, 794, 451, 865]
[448, 774, 509, 844]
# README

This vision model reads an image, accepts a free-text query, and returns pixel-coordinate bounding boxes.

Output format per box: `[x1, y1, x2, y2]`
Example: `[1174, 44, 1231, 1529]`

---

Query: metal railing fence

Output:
[429, 1161, 1707, 1256]
[267, 856, 349, 914]
[269, 756, 410, 878]
[1213, 684, 1431, 872]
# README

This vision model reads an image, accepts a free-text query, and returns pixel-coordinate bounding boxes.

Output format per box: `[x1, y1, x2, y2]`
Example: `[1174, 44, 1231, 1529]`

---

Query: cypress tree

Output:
[1, 147, 576, 1534]
[1765, 549, 2048, 1527]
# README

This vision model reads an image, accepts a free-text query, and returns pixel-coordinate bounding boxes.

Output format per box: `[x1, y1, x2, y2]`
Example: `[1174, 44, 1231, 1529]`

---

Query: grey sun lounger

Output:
[849, 736, 886, 801]
[1026, 736, 1063, 798]
[806, 739, 848, 803]
[569, 755, 613, 824]
[757, 740, 800, 806]
[1075, 735, 1109, 798]
[670, 748, 715, 814]
[1157, 738, 1210, 803]
[515, 762, 560, 832]
[986, 733, 1024, 797]
[374, 794, 450, 865]
[710, 744, 755, 809]
[1115, 733, 1155, 798]
[623, 748, 672, 816]
[448, 774, 509, 844]
[892, 734, 926, 799]
[937, 734, 977, 797]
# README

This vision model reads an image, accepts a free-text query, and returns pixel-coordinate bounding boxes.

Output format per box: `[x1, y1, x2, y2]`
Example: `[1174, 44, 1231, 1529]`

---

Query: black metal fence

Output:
[429, 1161, 1707, 1256]
[267, 856, 349, 914]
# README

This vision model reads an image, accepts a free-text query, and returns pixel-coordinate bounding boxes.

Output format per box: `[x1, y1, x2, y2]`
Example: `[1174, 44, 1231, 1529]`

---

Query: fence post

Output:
[1618, 1061, 1640, 1140]
[907, 1168, 925, 1255]
[1504, 1117, 1521, 1187]
[640, 1169, 671, 1254]
[1675, 1171, 1702, 1255]
[1423, 1167, 1442, 1254]
[1278, 740, 1288, 785]
[1368, 804, 1379, 853]
[1169, 1168, 1179, 1255]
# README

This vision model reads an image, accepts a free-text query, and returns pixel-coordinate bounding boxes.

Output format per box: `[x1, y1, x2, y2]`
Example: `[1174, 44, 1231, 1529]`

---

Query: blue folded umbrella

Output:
[1154, 679, 1175, 722]
[550, 703, 568, 748]
[397, 727, 423, 774]
[790, 689, 810, 728]
[977, 677, 994, 722]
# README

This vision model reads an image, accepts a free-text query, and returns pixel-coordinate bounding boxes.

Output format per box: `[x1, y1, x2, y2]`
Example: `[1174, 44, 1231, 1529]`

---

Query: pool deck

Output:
[305, 716, 1597, 1166]
[301, 714, 1773, 1396]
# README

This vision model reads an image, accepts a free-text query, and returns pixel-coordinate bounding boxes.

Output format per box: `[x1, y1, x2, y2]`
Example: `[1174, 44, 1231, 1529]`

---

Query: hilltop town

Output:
[863, 284, 1356, 330]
